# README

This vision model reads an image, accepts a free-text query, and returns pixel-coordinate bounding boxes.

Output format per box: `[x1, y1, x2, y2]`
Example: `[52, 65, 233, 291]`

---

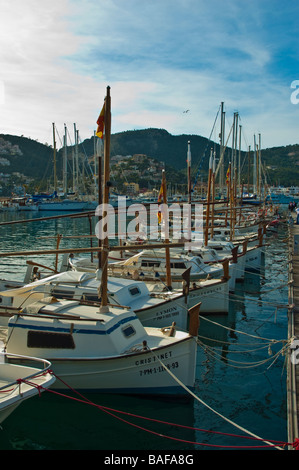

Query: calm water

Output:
[0, 210, 289, 451]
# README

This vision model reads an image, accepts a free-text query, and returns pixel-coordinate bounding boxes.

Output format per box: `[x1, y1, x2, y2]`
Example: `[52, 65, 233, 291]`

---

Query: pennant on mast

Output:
[157, 181, 164, 224]
[96, 102, 105, 138]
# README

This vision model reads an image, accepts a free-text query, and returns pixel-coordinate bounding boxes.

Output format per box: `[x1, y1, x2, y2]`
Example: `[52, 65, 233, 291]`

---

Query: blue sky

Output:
[1, 0, 299, 151]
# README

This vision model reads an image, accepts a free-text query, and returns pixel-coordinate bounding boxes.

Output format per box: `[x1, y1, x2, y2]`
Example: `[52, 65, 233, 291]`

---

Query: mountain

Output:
[0, 134, 54, 179]
[81, 128, 212, 172]
[1, 128, 299, 189]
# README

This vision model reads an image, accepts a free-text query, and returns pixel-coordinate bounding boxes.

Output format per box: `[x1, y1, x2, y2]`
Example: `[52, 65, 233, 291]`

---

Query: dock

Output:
[287, 213, 299, 449]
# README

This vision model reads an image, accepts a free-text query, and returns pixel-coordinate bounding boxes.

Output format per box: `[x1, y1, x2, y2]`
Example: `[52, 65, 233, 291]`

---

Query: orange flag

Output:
[96, 102, 105, 138]
[157, 182, 164, 224]
[226, 167, 230, 185]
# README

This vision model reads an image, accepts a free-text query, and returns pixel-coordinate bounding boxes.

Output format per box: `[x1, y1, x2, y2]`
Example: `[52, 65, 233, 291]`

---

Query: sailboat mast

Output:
[211, 151, 216, 239]
[100, 86, 111, 310]
[52, 123, 57, 193]
[253, 135, 257, 195]
[204, 150, 213, 246]
[258, 133, 262, 199]
[161, 169, 172, 290]
[63, 124, 67, 195]
[187, 141, 191, 204]
[219, 102, 225, 197]
[234, 113, 238, 175]
[238, 124, 242, 193]
[247, 145, 251, 194]
[74, 123, 79, 193]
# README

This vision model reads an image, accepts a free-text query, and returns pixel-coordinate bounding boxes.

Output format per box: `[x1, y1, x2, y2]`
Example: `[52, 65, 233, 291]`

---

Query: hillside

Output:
[0, 129, 299, 191]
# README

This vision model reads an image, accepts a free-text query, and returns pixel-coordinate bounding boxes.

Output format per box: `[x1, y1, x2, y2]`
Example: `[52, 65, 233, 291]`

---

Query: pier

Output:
[287, 214, 299, 449]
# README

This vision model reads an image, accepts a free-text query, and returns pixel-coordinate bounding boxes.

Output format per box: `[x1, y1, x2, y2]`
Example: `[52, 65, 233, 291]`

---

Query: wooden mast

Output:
[210, 151, 216, 239]
[63, 124, 67, 195]
[187, 141, 191, 204]
[52, 123, 57, 194]
[204, 150, 213, 246]
[161, 169, 172, 290]
[100, 86, 111, 311]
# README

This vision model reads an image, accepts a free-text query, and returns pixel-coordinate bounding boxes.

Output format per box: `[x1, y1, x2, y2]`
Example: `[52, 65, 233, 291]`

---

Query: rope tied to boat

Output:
[146, 342, 285, 450]
[292, 438, 299, 450]
[17, 371, 51, 398]
[37, 364, 293, 450]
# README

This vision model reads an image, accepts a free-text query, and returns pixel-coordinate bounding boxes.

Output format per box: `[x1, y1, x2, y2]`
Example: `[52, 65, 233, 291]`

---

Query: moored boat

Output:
[4, 297, 200, 396]
[0, 352, 55, 423]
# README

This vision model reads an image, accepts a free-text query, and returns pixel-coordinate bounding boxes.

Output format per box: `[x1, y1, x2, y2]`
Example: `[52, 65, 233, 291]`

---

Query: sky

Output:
[1, 0, 299, 152]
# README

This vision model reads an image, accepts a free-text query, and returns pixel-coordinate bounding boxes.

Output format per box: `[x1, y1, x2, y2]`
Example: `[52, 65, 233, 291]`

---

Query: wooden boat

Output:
[99, 249, 224, 281]
[0, 352, 55, 423]
[108, 240, 239, 291]
[202, 224, 265, 272]
[4, 297, 200, 396]
[0, 271, 189, 330]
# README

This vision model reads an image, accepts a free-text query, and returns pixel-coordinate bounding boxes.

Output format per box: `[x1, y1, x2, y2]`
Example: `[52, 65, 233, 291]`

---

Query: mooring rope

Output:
[20, 370, 293, 450]
[147, 345, 287, 450]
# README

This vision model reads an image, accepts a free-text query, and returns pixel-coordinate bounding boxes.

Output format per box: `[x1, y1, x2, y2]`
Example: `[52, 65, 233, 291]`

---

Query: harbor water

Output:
[0, 210, 289, 450]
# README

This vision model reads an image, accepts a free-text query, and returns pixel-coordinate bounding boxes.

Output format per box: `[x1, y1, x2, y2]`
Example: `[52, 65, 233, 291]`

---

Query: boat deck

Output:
[287, 213, 299, 448]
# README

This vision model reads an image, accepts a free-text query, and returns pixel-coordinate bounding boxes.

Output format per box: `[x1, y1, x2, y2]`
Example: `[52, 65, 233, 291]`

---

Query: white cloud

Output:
[0, 0, 298, 150]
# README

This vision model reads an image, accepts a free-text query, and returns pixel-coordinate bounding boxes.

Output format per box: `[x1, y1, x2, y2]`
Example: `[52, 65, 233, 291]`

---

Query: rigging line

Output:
[41, 375, 285, 449]
[147, 345, 283, 450]
[198, 314, 284, 343]
[197, 334, 285, 351]
[199, 348, 283, 371]
[78, 133, 94, 178]
[197, 339, 288, 369]
[228, 296, 289, 310]
[198, 335, 286, 358]
[229, 291, 289, 306]
[54, 125, 64, 148]
[191, 105, 221, 188]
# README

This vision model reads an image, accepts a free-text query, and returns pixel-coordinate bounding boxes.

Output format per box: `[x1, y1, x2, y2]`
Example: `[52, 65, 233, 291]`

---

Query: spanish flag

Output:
[226, 167, 230, 185]
[96, 102, 105, 139]
[157, 182, 164, 224]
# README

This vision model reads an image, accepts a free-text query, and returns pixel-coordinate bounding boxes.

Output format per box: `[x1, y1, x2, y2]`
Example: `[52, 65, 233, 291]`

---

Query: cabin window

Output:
[52, 289, 75, 299]
[170, 262, 186, 269]
[141, 261, 160, 267]
[82, 294, 100, 302]
[129, 286, 141, 296]
[122, 324, 136, 338]
[27, 330, 75, 349]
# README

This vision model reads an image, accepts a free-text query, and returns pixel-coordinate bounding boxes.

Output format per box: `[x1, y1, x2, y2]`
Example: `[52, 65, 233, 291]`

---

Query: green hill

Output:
[0, 128, 299, 190]
[0, 134, 55, 177]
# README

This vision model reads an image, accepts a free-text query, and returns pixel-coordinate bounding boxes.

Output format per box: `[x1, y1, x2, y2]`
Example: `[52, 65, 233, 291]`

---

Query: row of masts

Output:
[189, 102, 264, 202]
[52, 122, 100, 198]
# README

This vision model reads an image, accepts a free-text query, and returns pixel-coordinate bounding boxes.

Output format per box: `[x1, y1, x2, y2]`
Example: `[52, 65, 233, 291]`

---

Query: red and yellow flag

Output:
[96, 102, 105, 139]
[226, 167, 230, 185]
[157, 182, 164, 224]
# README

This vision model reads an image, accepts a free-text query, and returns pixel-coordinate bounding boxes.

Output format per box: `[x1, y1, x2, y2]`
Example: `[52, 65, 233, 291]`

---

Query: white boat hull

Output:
[6, 301, 199, 397]
[0, 355, 55, 424]
[244, 246, 262, 272]
[38, 201, 89, 211]
[133, 296, 188, 330]
[147, 278, 229, 314]
[41, 335, 197, 395]
[186, 279, 229, 313]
